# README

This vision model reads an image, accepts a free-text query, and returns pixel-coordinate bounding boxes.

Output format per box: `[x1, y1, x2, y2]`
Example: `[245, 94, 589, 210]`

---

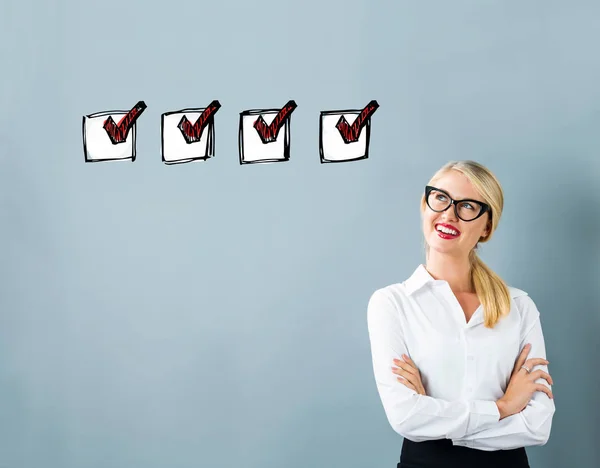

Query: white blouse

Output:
[367, 264, 555, 451]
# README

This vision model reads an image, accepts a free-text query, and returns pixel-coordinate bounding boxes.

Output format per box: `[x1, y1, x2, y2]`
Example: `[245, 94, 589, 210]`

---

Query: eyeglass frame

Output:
[425, 185, 491, 222]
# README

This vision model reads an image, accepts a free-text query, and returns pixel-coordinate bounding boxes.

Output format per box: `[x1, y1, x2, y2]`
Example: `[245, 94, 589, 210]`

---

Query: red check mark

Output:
[335, 100, 379, 144]
[103, 101, 147, 144]
[177, 100, 221, 144]
[253, 100, 297, 144]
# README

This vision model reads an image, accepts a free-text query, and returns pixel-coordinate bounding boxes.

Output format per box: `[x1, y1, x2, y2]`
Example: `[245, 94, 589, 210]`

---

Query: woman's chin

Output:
[429, 237, 463, 255]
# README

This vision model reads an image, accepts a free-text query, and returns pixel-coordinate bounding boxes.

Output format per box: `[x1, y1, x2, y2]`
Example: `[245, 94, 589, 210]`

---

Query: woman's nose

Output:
[440, 206, 458, 222]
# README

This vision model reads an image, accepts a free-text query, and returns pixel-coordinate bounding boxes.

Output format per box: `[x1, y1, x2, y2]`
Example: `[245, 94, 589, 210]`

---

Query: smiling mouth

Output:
[435, 224, 460, 237]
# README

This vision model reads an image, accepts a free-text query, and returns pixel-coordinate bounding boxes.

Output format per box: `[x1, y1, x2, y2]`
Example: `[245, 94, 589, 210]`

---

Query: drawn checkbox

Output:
[161, 100, 221, 165]
[319, 100, 379, 163]
[82, 101, 147, 163]
[238, 100, 297, 165]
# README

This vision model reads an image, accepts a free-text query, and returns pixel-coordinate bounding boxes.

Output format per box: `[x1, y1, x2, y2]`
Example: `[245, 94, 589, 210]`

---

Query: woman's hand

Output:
[496, 344, 554, 419]
[392, 354, 427, 395]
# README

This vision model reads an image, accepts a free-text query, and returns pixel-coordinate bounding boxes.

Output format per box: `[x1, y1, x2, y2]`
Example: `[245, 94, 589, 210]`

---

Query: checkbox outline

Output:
[318, 107, 374, 164]
[161, 107, 217, 165]
[238, 107, 293, 165]
[82, 109, 138, 163]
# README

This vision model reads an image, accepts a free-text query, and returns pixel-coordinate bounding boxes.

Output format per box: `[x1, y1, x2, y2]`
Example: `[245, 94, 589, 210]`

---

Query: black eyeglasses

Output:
[425, 185, 491, 222]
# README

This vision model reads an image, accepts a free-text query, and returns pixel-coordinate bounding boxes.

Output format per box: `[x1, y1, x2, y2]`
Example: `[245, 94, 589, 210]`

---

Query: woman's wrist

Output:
[495, 399, 509, 420]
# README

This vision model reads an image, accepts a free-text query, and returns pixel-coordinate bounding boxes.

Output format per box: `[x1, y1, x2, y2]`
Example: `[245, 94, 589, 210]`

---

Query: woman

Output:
[367, 160, 555, 468]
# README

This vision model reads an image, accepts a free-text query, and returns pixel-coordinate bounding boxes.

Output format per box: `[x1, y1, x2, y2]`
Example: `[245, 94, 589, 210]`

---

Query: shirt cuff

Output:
[463, 399, 501, 439]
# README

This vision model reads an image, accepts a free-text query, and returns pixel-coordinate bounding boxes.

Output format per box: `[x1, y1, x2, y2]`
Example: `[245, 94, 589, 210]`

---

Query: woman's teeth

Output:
[436, 225, 459, 235]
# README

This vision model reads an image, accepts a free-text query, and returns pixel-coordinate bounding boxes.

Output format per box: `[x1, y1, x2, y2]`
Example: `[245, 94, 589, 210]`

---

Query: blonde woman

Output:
[367, 161, 555, 468]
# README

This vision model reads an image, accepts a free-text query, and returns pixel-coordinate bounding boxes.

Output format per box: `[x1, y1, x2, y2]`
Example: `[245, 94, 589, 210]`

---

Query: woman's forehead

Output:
[433, 173, 479, 200]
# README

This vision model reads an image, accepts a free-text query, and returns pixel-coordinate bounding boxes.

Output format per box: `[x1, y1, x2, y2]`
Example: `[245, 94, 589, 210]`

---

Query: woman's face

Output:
[422, 170, 491, 257]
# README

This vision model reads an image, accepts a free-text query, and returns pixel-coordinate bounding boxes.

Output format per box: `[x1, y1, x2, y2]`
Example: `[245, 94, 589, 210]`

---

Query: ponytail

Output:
[469, 247, 511, 328]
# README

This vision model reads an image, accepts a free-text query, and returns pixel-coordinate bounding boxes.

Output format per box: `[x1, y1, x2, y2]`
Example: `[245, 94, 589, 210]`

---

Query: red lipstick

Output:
[435, 223, 460, 239]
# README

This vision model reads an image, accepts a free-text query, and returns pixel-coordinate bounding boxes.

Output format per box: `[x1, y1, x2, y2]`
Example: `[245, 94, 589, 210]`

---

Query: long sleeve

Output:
[451, 296, 556, 450]
[367, 289, 501, 442]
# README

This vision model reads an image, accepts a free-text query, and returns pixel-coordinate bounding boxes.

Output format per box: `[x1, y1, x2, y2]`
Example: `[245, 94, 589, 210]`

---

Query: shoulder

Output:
[507, 285, 542, 331]
[507, 286, 539, 313]
[368, 282, 407, 305]
[366, 283, 408, 318]
[508, 286, 528, 299]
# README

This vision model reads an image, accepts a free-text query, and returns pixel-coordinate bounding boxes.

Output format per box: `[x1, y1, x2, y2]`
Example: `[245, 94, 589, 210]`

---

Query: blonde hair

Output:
[420, 160, 511, 329]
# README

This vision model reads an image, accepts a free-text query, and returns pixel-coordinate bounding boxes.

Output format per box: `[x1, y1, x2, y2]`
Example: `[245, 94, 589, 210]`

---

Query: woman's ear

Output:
[483, 222, 491, 238]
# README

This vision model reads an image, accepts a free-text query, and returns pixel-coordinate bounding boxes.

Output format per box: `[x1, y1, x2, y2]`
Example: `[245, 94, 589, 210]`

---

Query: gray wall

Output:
[1, 0, 598, 467]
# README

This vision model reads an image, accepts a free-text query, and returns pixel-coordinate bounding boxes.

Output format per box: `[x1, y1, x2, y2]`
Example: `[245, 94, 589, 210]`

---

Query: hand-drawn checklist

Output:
[161, 100, 221, 165]
[238, 100, 297, 164]
[82, 101, 147, 162]
[319, 100, 379, 163]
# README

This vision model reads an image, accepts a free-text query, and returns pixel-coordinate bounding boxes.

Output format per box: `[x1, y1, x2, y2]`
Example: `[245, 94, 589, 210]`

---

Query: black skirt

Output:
[398, 438, 530, 468]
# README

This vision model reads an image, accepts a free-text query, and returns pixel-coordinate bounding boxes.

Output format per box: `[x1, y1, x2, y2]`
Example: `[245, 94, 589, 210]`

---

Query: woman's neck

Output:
[425, 255, 474, 293]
